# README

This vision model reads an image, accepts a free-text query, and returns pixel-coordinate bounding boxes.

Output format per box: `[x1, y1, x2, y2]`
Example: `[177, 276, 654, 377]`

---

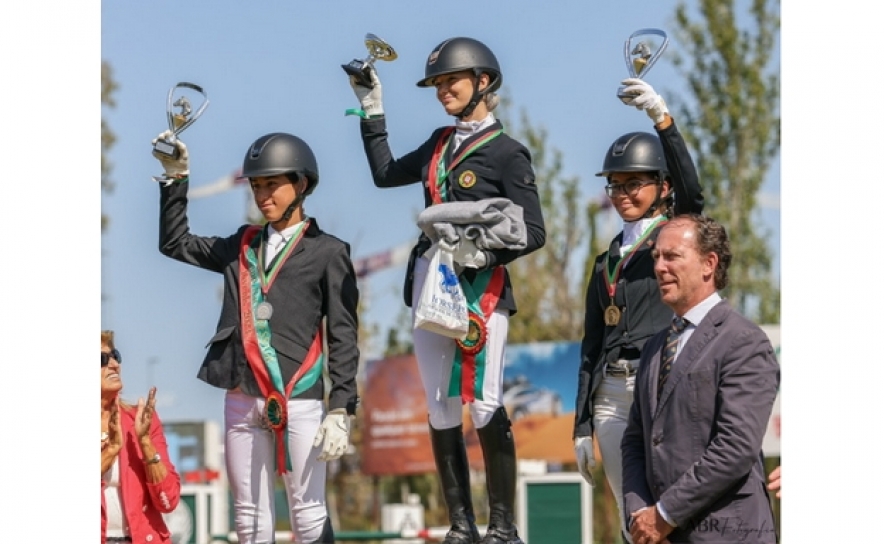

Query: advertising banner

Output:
[361, 327, 781, 475]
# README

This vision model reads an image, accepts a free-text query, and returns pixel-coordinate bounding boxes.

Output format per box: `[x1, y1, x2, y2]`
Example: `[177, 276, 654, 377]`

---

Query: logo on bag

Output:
[439, 263, 462, 299]
[458, 170, 477, 188]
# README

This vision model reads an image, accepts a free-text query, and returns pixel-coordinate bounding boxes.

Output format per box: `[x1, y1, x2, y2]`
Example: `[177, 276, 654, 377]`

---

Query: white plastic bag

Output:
[414, 246, 469, 339]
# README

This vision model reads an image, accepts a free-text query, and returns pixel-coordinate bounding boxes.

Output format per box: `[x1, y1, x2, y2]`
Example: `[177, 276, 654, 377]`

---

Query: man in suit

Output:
[152, 130, 360, 543]
[621, 214, 779, 544]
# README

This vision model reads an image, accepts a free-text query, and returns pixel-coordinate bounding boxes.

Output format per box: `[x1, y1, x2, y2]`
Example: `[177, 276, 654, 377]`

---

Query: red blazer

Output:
[101, 406, 181, 544]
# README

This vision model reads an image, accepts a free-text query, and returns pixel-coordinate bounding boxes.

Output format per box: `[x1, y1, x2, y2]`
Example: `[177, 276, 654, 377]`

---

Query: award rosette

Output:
[263, 390, 288, 432]
[616, 28, 669, 104]
[456, 311, 487, 356]
[341, 33, 398, 89]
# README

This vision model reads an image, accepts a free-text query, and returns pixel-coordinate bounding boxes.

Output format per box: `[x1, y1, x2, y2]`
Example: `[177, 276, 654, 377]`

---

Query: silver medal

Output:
[255, 301, 274, 321]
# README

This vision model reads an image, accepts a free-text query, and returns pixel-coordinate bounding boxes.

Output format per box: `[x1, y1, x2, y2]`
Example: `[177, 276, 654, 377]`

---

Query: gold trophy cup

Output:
[341, 33, 398, 89]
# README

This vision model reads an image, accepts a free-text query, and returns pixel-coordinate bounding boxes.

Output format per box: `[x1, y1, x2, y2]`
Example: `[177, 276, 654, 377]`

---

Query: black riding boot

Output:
[309, 516, 334, 543]
[430, 424, 481, 544]
[476, 407, 524, 544]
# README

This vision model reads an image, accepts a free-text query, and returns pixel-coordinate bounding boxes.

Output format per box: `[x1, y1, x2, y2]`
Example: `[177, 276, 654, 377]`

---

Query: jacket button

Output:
[146, 535, 154, 542]
[652, 436, 662, 446]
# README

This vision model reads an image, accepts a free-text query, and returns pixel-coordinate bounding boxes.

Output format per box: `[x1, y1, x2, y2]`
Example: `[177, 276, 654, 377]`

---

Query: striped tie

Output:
[657, 316, 688, 399]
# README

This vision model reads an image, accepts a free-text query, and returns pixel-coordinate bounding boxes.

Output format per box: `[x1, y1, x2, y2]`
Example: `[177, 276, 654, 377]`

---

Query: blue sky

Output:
[100, 0, 781, 425]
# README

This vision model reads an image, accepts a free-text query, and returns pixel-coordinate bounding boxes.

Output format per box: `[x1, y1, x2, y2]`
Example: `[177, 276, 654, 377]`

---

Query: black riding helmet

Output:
[596, 132, 671, 218]
[416, 37, 502, 118]
[243, 133, 319, 221]
[242, 132, 319, 196]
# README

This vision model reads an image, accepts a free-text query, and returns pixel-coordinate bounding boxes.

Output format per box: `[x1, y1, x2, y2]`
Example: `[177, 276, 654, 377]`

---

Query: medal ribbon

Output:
[257, 220, 309, 294]
[603, 216, 667, 307]
[238, 225, 325, 474]
[427, 127, 504, 205]
[448, 266, 505, 403]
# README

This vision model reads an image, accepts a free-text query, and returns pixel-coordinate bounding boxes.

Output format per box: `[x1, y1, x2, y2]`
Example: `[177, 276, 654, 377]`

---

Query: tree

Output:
[497, 95, 599, 344]
[101, 61, 119, 232]
[671, 0, 781, 323]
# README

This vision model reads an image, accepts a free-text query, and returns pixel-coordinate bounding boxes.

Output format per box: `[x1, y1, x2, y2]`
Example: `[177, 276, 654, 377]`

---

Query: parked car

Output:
[502, 376, 563, 420]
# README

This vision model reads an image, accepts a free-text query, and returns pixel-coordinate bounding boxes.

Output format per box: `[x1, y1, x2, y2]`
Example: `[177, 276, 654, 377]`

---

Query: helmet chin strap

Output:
[280, 194, 304, 222]
[641, 178, 666, 219]
[280, 175, 306, 222]
[454, 71, 487, 119]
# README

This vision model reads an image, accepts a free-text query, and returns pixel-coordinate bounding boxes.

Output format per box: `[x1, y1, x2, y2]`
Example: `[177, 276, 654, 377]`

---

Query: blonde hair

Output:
[101, 330, 115, 349]
[484, 92, 499, 112]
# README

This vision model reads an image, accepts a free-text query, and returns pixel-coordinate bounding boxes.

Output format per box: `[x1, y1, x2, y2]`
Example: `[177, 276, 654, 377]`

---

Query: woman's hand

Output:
[101, 401, 123, 474]
[134, 387, 157, 439]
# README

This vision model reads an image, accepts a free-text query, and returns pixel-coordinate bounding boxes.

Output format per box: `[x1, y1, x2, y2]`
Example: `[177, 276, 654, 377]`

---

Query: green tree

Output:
[101, 61, 118, 232]
[498, 96, 599, 344]
[671, 0, 781, 323]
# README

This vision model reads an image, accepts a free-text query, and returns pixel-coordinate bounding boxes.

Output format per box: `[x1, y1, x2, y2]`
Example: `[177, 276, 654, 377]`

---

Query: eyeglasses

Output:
[604, 178, 659, 198]
[101, 349, 122, 367]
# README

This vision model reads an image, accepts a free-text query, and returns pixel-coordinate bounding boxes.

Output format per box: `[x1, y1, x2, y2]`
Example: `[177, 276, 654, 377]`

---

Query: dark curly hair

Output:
[670, 214, 732, 289]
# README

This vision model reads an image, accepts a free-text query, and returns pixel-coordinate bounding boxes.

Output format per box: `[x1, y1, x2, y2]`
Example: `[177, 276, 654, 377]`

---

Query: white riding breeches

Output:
[224, 391, 328, 544]
[411, 254, 509, 431]
[593, 372, 637, 543]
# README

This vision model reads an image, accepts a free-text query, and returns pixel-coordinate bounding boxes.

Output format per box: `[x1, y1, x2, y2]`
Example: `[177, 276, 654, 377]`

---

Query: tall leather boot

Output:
[476, 407, 524, 544]
[430, 424, 481, 544]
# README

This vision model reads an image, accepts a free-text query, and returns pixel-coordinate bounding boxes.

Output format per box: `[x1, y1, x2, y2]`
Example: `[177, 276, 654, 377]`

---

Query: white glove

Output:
[451, 237, 487, 269]
[620, 77, 669, 125]
[350, 66, 384, 117]
[312, 408, 351, 461]
[574, 436, 596, 486]
[151, 130, 190, 177]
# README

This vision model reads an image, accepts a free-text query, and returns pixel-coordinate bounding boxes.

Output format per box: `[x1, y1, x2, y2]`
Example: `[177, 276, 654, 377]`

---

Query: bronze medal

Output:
[604, 304, 621, 326]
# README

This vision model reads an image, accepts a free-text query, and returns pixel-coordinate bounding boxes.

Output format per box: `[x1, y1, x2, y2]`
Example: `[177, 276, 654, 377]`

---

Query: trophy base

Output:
[617, 86, 637, 105]
[153, 140, 179, 158]
[342, 61, 374, 89]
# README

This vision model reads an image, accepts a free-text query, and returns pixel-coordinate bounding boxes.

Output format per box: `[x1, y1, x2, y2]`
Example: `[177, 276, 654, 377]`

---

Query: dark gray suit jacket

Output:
[159, 180, 360, 415]
[621, 299, 779, 543]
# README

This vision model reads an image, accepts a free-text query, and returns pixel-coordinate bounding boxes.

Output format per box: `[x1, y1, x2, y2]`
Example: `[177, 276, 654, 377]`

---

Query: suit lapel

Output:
[653, 300, 728, 417]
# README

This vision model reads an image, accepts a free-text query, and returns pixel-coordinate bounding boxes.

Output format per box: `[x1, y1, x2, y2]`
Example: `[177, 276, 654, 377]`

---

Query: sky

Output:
[6, 0, 879, 541]
[98, 0, 784, 427]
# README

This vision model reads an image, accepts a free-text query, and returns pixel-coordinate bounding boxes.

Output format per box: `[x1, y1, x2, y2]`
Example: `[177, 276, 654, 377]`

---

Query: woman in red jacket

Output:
[101, 330, 181, 543]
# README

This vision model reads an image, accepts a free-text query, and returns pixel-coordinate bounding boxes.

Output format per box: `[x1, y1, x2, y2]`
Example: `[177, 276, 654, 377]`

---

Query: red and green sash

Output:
[449, 266, 505, 402]
[427, 127, 506, 403]
[238, 224, 325, 474]
[427, 126, 504, 203]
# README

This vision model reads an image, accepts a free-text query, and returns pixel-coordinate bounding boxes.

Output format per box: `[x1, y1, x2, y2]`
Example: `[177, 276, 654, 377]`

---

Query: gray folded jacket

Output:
[416, 198, 527, 250]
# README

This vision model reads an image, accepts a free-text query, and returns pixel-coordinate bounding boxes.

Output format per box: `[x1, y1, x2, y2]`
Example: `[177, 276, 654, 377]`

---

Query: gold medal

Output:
[604, 304, 621, 326]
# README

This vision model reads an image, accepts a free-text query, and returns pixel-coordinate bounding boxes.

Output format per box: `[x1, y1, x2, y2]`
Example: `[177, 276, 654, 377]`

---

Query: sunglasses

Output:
[101, 349, 122, 367]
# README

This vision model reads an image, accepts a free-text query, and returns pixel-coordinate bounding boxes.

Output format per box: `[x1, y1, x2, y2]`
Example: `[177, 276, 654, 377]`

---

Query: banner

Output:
[361, 327, 781, 475]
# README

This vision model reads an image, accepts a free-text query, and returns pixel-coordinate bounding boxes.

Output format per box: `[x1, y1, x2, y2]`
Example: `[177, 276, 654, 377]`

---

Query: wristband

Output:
[144, 453, 162, 465]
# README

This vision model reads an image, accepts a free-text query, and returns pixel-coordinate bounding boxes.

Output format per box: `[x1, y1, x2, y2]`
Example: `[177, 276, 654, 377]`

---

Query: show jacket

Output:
[101, 407, 181, 544]
[159, 180, 360, 415]
[573, 119, 704, 439]
[621, 300, 779, 543]
[359, 117, 546, 313]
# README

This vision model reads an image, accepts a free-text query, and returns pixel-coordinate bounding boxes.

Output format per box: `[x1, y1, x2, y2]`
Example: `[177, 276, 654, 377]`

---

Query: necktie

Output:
[657, 316, 688, 399]
[266, 232, 285, 266]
